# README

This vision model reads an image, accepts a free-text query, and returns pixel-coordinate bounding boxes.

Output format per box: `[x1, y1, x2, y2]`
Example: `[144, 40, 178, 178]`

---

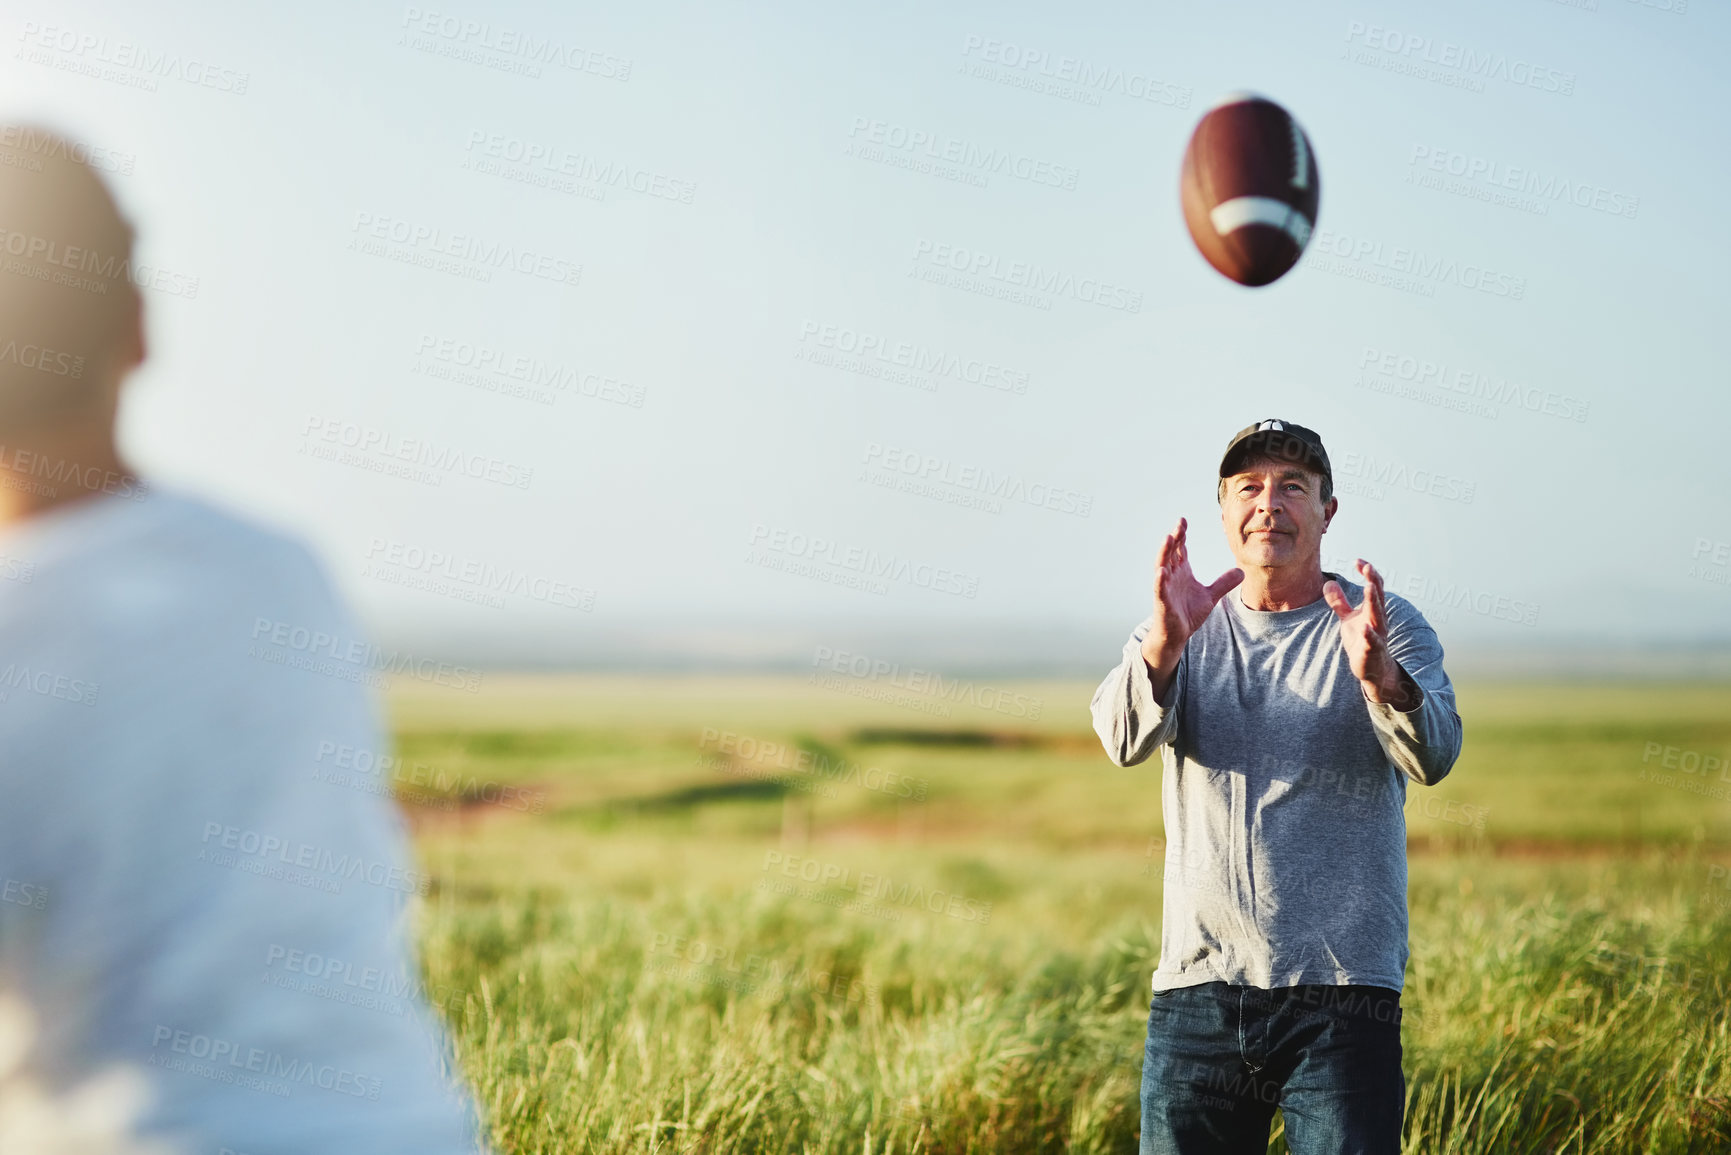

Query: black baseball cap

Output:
[1218, 419, 1332, 488]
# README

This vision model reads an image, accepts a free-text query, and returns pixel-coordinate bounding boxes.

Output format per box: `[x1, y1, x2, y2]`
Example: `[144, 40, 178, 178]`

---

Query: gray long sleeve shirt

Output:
[1091, 570, 1462, 994]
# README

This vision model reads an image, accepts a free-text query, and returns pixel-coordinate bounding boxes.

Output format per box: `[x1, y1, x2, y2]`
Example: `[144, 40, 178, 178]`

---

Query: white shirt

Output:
[0, 486, 486, 1153]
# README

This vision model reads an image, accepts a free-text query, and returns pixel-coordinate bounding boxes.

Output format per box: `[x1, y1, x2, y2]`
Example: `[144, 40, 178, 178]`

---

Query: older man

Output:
[1092, 418, 1462, 1155]
[0, 127, 487, 1151]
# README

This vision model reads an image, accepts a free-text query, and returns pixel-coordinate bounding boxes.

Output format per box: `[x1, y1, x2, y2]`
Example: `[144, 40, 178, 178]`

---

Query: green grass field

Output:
[383, 675, 1731, 1154]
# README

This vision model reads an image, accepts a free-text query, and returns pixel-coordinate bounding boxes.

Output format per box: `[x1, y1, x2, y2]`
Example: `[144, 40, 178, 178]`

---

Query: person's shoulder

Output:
[7, 486, 318, 566]
[1320, 569, 1362, 599]
[3, 487, 348, 636]
[149, 489, 356, 624]
[1323, 569, 1416, 613]
[1367, 576, 1421, 620]
[146, 489, 329, 578]
[1376, 584, 1438, 637]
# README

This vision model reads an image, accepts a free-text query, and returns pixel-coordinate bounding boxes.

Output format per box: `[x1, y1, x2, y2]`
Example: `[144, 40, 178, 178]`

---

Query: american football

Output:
[1180, 92, 1321, 287]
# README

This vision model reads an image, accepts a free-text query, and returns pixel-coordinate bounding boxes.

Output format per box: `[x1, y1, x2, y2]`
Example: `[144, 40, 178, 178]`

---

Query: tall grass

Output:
[386, 678, 1731, 1152]
[414, 840, 1731, 1154]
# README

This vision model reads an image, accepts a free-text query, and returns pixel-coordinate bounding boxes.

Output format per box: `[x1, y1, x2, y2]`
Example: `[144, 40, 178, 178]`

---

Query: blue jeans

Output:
[1138, 981, 1404, 1155]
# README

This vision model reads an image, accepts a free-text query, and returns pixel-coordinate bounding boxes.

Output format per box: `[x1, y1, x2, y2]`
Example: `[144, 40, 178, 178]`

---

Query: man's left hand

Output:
[1323, 559, 1421, 711]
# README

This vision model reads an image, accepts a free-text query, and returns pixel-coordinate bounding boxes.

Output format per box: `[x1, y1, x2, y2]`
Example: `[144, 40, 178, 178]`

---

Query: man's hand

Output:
[1323, 559, 1421, 711]
[1141, 517, 1244, 698]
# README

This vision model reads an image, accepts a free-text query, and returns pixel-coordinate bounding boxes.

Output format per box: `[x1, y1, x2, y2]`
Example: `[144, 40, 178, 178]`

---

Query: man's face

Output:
[1219, 457, 1337, 571]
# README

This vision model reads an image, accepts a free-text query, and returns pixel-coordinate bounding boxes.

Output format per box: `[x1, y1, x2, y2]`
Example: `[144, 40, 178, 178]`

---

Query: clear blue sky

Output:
[3, 0, 1725, 667]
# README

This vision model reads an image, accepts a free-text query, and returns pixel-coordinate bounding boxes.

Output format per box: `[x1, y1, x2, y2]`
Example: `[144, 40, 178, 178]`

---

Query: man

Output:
[1091, 418, 1462, 1155]
[0, 127, 487, 1151]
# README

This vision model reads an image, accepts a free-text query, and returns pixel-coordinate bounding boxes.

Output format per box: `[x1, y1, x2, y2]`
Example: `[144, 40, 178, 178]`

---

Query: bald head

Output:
[0, 124, 142, 433]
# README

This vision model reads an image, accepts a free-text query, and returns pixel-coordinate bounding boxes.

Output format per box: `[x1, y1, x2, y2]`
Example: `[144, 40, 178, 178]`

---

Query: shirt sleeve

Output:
[1091, 617, 1184, 767]
[1361, 593, 1462, 786]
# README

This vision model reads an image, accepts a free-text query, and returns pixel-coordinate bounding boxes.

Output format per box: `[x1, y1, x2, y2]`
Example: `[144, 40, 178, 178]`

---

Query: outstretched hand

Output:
[1142, 517, 1244, 669]
[1323, 559, 1419, 709]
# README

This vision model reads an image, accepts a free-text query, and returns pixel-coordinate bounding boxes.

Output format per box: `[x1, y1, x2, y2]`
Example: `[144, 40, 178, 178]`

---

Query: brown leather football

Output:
[1180, 93, 1320, 287]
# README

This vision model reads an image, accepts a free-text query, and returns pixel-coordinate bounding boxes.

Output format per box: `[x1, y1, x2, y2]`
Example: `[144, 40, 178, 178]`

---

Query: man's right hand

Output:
[1140, 517, 1244, 700]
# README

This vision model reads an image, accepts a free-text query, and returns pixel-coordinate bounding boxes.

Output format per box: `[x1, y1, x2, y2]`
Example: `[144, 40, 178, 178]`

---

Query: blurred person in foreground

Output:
[1092, 419, 1463, 1155]
[0, 126, 487, 1152]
